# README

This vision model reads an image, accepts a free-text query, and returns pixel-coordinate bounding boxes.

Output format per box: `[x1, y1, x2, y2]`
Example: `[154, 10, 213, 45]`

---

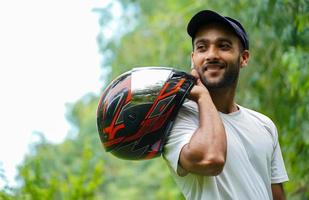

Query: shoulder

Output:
[163, 100, 198, 176]
[240, 105, 278, 139]
[169, 100, 199, 131]
[165, 100, 198, 149]
[240, 106, 275, 126]
[173, 100, 199, 121]
[180, 100, 198, 113]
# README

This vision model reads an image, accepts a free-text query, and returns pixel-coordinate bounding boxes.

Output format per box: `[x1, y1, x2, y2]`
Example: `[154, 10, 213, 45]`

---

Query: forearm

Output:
[180, 93, 227, 175]
[272, 183, 286, 200]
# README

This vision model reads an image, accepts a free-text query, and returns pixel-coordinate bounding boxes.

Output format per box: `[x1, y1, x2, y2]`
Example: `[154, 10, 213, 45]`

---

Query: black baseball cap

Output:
[187, 10, 249, 50]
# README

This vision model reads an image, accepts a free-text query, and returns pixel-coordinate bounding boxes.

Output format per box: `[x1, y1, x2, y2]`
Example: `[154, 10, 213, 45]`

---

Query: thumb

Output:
[190, 68, 200, 79]
[190, 69, 203, 85]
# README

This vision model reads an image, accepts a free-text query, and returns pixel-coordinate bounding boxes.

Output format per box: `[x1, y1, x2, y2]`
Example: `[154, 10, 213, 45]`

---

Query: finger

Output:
[190, 68, 200, 79]
[196, 78, 203, 86]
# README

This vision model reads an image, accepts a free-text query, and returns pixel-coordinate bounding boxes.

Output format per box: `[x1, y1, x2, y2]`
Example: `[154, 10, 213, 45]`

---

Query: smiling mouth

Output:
[204, 64, 225, 71]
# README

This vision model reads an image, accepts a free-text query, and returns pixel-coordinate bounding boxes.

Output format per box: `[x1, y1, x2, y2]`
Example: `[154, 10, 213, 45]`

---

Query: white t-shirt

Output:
[163, 100, 289, 200]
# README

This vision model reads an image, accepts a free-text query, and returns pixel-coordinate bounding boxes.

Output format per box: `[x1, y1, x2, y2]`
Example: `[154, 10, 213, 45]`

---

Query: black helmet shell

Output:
[97, 67, 195, 160]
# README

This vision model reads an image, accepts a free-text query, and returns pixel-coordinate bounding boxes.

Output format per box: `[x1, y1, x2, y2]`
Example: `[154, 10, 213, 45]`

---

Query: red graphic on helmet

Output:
[97, 67, 195, 160]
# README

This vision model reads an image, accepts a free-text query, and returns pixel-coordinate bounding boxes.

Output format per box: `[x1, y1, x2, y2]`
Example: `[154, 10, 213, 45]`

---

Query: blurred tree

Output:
[2, 0, 308, 199]
[15, 130, 105, 200]
[0, 165, 14, 200]
[96, 0, 309, 199]
[239, 1, 309, 198]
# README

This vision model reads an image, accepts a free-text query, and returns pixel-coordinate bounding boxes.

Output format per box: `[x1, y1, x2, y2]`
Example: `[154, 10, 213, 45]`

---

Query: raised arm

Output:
[179, 70, 227, 176]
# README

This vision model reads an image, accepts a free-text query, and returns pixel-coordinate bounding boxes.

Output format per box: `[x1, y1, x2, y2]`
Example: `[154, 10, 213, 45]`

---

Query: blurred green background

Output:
[1, 0, 308, 199]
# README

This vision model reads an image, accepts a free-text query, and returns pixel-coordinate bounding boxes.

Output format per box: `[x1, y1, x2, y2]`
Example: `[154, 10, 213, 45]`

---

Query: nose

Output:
[205, 45, 219, 62]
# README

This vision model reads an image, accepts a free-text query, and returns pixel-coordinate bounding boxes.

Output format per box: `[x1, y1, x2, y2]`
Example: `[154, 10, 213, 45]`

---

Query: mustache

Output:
[202, 61, 225, 70]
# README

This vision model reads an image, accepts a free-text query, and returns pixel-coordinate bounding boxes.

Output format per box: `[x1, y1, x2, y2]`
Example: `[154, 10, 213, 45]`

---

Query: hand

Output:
[188, 69, 210, 102]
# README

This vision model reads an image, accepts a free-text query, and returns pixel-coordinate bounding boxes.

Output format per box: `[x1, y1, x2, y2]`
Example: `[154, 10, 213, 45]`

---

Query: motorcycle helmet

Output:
[97, 67, 195, 160]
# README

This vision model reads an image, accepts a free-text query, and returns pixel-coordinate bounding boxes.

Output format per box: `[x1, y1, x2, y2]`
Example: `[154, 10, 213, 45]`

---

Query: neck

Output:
[208, 84, 238, 114]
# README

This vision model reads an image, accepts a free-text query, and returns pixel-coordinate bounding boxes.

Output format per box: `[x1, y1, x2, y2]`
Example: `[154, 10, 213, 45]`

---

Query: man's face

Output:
[191, 23, 248, 89]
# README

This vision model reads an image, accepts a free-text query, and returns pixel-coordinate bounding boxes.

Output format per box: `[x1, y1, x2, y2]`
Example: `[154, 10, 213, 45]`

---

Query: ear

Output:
[191, 52, 195, 69]
[240, 50, 250, 68]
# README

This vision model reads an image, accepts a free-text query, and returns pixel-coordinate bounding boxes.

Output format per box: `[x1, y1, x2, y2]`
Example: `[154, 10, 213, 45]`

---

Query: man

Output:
[163, 10, 289, 200]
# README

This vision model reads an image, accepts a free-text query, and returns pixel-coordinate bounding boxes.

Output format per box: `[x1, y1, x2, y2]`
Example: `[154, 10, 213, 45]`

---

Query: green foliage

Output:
[96, 0, 309, 199]
[4, 95, 181, 200]
[2, 0, 308, 199]
[0, 192, 14, 200]
[0, 164, 15, 199]
[15, 132, 105, 200]
[240, 1, 309, 198]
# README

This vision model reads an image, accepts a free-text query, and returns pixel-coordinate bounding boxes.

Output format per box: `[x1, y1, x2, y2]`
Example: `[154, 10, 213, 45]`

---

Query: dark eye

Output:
[196, 44, 206, 52]
[219, 42, 231, 50]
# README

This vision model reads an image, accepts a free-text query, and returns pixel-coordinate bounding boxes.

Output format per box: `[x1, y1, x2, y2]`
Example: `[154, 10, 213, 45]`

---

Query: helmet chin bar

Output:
[97, 67, 195, 160]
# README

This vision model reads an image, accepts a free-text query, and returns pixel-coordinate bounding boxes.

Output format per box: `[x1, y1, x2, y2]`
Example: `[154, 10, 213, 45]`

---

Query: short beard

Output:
[197, 56, 241, 89]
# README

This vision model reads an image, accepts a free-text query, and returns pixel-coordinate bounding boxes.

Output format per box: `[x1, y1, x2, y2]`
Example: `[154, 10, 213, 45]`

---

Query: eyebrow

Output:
[194, 37, 233, 46]
[216, 38, 233, 45]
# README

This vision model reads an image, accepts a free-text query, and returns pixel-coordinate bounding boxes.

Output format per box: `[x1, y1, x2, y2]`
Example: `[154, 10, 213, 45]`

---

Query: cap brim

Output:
[187, 10, 249, 50]
[187, 10, 231, 38]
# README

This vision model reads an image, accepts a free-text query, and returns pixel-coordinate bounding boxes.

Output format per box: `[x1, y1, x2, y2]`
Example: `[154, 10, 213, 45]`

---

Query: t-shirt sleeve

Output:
[163, 103, 198, 177]
[270, 123, 289, 184]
